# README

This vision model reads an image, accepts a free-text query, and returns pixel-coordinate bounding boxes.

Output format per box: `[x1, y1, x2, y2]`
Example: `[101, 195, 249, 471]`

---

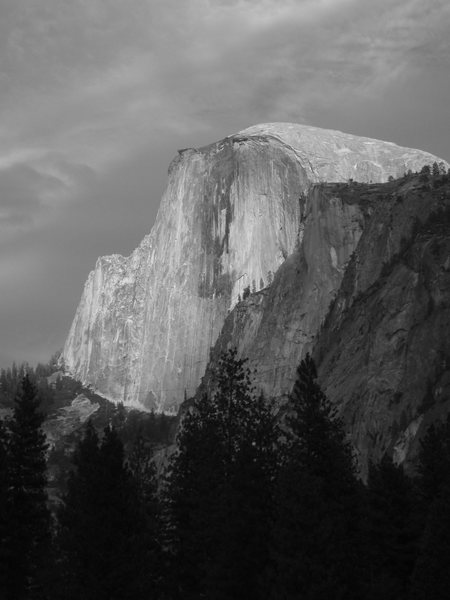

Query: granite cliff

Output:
[203, 172, 450, 473]
[201, 181, 373, 397]
[313, 175, 450, 474]
[63, 123, 447, 413]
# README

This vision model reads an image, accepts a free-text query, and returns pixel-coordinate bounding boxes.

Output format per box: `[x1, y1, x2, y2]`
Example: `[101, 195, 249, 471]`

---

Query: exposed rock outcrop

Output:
[201, 182, 373, 399]
[44, 394, 100, 447]
[205, 173, 450, 474]
[313, 176, 450, 474]
[63, 123, 447, 412]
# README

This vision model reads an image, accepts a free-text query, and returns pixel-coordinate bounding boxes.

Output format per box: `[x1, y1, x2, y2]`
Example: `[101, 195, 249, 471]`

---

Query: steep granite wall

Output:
[313, 176, 450, 474]
[202, 174, 450, 474]
[63, 123, 446, 411]
[202, 182, 373, 398]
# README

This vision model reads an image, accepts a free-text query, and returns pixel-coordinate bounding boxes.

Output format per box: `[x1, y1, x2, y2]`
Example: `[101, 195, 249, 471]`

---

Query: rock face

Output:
[313, 176, 450, 475]
[201, 182, 372, 399]
[44, 394, 100, 447]
[63, 123, 446, 412]
[205, 174, 450, 474]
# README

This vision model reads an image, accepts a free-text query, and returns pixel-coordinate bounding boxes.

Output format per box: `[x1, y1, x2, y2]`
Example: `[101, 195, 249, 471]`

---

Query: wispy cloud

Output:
[0, 0, 449, 364]
[2, 0, 448, 176]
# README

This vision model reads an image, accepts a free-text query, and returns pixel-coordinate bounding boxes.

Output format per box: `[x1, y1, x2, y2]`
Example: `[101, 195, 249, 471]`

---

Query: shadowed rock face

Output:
[205, 174, 450, 475]
[201, 182, 372, 399]
[313, 177, 450, 476]
[63, 123, 447, 412]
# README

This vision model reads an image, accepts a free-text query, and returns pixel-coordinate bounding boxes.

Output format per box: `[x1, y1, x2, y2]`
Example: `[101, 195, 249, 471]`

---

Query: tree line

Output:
[0, 357, 61, 412]
[1, 350, 450, 598]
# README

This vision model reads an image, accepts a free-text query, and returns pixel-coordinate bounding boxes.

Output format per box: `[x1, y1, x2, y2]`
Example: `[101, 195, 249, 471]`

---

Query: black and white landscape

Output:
[1, 2, 450, 599]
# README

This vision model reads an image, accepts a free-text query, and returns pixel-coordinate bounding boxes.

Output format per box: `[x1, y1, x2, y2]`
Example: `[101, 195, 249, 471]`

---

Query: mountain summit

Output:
[63, 123, 448, 412]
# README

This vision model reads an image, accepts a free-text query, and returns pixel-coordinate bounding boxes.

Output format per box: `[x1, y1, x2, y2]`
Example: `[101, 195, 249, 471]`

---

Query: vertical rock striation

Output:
[202, 182, 371, 399]
[204, 175, 450, 474]
[63, 123, 446, 411]
[313, 176, 450, 474]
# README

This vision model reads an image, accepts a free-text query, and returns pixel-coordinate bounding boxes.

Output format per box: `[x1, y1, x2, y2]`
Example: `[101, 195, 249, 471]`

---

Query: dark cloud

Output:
[0, 0, 449, 366]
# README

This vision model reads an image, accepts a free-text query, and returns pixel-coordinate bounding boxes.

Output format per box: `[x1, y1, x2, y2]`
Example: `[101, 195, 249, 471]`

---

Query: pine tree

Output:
[55, 421, 100, 598]
[127, 434, 162, 592]
[0, 418, 9, 592]
[3, 375, 51, 599]
[165, 393, 220, 599]
[272, 354, 363, 600]
[410, 416, 450, 599]
[0, 369, 7, 396]
[419, 164, 431, 182]
[205, 355, 278, 600]
[410, 485, 450, 599]
[57, 423, 156, 599]
[128, 435, 158, 509]
[96, 426, 155, 598]
[364, 455, 417, 600]
[166, 349, 278, 600]
[415, 416, 450, 506]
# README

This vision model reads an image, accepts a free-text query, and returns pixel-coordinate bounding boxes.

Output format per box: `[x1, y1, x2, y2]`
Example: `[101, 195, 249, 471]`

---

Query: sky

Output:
[1, 0, 449, 368]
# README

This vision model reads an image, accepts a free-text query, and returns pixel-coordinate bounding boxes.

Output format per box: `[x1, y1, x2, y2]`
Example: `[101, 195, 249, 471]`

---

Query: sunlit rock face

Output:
[63, 123, 446, 412]
[202, 182, 371, 399]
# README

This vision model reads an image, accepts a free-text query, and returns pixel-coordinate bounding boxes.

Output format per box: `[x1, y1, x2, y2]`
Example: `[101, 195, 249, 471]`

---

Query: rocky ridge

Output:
[201, 180, 374, 398]
[203, 172, 450, 473]
[313, 174, 450, 473]
[63, 123, 447, 412]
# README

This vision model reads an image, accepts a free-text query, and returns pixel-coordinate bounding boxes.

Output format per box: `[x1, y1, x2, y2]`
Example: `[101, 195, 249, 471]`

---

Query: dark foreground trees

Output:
[410, 416, 450, 599]
[271, 354, 364, 600]
[165, 351, 368, 599]
[3, 354, 450, 599]
[0, 375, 51, 599]
[0, 417, 10, 593]
[56, 423, 160, 600]
[362, 415, 450, 600]
[165, 349, 278, 600]
[365, 456, 417, 600]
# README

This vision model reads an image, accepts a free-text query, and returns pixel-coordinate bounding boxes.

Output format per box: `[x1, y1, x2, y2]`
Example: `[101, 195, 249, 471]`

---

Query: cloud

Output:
[0, 0, 449, 366]
[2, 0, 448, 175]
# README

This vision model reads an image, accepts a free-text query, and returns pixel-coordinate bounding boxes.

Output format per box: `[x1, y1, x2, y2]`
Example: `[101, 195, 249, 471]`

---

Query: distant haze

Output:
[1, 0, 449, 367]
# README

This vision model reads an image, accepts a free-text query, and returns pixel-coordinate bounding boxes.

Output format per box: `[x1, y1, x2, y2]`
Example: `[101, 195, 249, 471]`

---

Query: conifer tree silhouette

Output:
[4, 375, 51, 599]
[272, 354, 363, 600]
